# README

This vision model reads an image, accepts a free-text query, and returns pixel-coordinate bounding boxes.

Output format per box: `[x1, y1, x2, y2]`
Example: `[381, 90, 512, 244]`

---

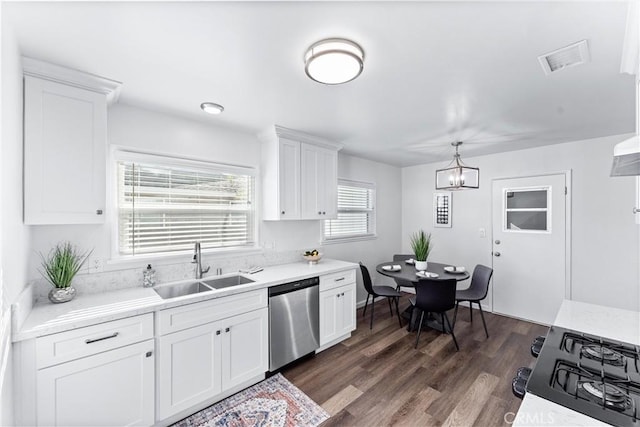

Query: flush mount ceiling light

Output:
[304, 38, 364, 85]
[200, 102, 224, 115]
[436, 142, 480, 190]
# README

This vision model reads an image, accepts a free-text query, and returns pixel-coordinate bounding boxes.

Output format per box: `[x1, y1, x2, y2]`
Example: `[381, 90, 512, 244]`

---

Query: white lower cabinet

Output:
[222, 309, 269, 389]
[319, 282, 356, 346]
[37, 340, 154, 427]
[157, 322, 223, 420]
[157, 297, 268, 421]
[15, 272, 360, 426]
[31, 313, 156, 427]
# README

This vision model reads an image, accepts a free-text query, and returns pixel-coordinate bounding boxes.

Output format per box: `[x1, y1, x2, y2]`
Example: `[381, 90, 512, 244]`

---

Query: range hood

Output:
[610, 135, 640, 176]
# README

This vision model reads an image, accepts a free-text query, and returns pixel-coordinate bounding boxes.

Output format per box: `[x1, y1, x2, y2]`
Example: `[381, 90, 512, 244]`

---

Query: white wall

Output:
[27, 104, 402, 304]
[0, 13, 27, 426]
[28, 104, 261, 279]
[402, 134, 639, 312]
[260, 153, 403, 302]
[325, 154, 402, 302]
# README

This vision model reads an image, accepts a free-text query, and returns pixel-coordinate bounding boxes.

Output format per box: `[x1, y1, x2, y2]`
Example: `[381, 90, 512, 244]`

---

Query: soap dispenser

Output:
[143, 264, 156, 287]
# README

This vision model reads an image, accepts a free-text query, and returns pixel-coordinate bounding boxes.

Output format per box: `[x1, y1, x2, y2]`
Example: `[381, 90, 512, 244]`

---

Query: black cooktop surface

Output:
[527, 326, 640, 426]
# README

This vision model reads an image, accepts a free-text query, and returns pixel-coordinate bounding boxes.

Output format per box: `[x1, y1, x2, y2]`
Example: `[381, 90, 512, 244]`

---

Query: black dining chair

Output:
[392, 254, 415, 291]
[452, 264, 493, 338]
[359, 262, 403, 330]
[410, 278, 459, 350]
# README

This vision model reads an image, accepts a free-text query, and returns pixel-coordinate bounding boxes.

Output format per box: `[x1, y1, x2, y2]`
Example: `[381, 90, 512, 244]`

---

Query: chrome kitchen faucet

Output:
[192, 242, 210, 279]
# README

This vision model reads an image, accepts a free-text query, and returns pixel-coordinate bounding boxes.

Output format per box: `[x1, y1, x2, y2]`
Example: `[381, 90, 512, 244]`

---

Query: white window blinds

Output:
[324, 180, 375, 240]
[116, 156, 255, 256]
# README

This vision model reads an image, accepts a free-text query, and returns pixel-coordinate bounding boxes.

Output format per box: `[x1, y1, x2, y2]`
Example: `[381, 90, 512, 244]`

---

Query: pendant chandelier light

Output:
[304, 38, 365, 85]
[435, 141, 480, 190]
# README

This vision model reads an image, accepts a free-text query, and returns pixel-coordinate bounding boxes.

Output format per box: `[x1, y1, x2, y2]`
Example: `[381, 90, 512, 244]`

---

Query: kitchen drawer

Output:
[320, 268, 356, 292]
[36, 313, 154, 369]
[157, 289, 267, 335]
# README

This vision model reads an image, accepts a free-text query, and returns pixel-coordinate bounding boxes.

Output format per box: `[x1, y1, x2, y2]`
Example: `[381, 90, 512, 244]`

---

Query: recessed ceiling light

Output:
[200, 102, 224, 115]
[304, 38, 364, 85]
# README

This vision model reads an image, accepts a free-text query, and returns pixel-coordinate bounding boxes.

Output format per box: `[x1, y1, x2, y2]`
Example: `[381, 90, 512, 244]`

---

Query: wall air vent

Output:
[538, 40, 590, 75]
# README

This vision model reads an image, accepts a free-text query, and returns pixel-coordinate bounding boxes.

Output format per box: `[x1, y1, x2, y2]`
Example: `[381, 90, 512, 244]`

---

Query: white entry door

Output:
[491, 174, 568, 325]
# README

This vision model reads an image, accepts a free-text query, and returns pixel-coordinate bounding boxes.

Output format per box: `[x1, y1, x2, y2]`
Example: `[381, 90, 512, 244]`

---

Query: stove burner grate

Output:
[552, 361, 639, 421]
[582, 344, 626, 366]
[580, 381, 633, 411]
[561, 331, 640, 373]
[527, 327, 640, 426]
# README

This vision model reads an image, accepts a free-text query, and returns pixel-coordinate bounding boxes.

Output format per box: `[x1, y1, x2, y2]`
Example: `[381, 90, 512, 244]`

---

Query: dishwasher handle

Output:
[269, 276, 319, 297]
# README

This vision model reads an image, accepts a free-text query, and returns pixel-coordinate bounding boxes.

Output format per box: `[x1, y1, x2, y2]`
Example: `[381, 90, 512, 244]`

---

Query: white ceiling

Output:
[4, 1, 636, 166]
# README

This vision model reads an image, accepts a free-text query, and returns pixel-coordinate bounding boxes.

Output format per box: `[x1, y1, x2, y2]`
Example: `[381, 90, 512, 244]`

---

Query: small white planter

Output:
[414, 261, 428, 271]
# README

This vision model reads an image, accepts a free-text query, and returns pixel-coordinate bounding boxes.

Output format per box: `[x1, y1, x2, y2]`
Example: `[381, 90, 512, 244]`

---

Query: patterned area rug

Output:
[172, 373, 329, 427]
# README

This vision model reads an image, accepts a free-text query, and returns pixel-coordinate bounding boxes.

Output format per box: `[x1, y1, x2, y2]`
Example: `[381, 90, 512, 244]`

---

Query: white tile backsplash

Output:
[30, 249, 308, 303]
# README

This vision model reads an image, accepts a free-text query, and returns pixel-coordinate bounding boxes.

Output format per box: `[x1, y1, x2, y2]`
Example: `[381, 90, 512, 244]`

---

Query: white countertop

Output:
[13, 258, 357, 342]
[514, 300, 640, 427]
[554, 300, 640, 345]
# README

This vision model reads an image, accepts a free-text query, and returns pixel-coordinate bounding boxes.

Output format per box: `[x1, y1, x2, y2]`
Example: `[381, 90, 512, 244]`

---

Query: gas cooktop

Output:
[527, 326, 640, 426]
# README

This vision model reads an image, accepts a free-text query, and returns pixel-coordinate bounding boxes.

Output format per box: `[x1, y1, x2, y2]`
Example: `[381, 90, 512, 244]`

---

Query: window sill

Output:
[322, 234, 377, 245]
[105, 247, 263, 270]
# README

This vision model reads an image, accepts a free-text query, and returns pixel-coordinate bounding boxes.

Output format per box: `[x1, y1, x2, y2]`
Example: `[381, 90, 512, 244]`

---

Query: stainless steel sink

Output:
[154, 281, 214, 299]
[200, 275, 254, 289]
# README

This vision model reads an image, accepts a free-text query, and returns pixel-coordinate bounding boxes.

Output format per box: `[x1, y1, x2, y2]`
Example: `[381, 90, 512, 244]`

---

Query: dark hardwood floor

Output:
[282, 294, 549, 426]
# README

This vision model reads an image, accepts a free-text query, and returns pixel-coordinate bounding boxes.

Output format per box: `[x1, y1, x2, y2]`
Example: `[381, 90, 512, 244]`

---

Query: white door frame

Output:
[490, 170, 573, 306]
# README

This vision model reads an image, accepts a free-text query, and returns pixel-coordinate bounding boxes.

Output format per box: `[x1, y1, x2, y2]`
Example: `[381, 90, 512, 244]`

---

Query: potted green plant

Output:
[40, 242, 92, 303]
[410, 230, 433, 271]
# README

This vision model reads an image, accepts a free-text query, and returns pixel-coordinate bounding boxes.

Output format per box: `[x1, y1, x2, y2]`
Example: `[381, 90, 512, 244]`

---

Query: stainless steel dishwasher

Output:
[268, 276, 320, 371]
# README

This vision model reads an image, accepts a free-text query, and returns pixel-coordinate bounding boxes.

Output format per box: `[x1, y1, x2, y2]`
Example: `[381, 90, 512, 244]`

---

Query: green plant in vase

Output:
[40, 242, 92, 303]
[410, 230, 433, 271]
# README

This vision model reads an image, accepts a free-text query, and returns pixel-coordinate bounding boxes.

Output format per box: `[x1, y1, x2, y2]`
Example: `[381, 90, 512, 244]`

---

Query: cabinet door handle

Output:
[216, 330, 221, 335]
[145, 351, 153, 358]
[96, 209, 103, 215]
[634, 207, 639, 214]
[225, 327, 230, 333]
[337, 294, 341, 298]
[322, 211, 326, 215]
[341, 292, 344, 296]
[318, 211, 322, 215]
[85, 332, 119, 344]
[335, 277, 345, 282]
[281, 211, 285, 215]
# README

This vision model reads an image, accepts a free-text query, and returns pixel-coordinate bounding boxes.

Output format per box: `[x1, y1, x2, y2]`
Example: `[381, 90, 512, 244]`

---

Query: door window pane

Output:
[506, 212, 547, 231]
[506, 190, 547, 209]
[504, 187, 550, 233]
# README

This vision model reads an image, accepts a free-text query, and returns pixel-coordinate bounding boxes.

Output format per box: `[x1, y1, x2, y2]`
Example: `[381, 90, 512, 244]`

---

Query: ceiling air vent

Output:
[538, 40, 590, 75]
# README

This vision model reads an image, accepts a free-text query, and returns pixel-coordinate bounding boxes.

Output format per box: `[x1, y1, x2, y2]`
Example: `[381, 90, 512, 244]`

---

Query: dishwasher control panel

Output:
[268, 276, 319, 297]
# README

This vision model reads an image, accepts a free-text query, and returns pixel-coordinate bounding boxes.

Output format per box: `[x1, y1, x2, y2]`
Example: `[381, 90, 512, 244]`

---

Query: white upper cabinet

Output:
[23, 58, 121, 224]
[277, 138, 302, 219]
[301, 143, 338, 219]
[260, 125, 341, 220]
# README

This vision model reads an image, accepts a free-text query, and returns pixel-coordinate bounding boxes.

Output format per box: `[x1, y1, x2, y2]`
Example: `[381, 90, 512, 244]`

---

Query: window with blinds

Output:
[324, 179, 376, 241]
[116, 153, 255, 256]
